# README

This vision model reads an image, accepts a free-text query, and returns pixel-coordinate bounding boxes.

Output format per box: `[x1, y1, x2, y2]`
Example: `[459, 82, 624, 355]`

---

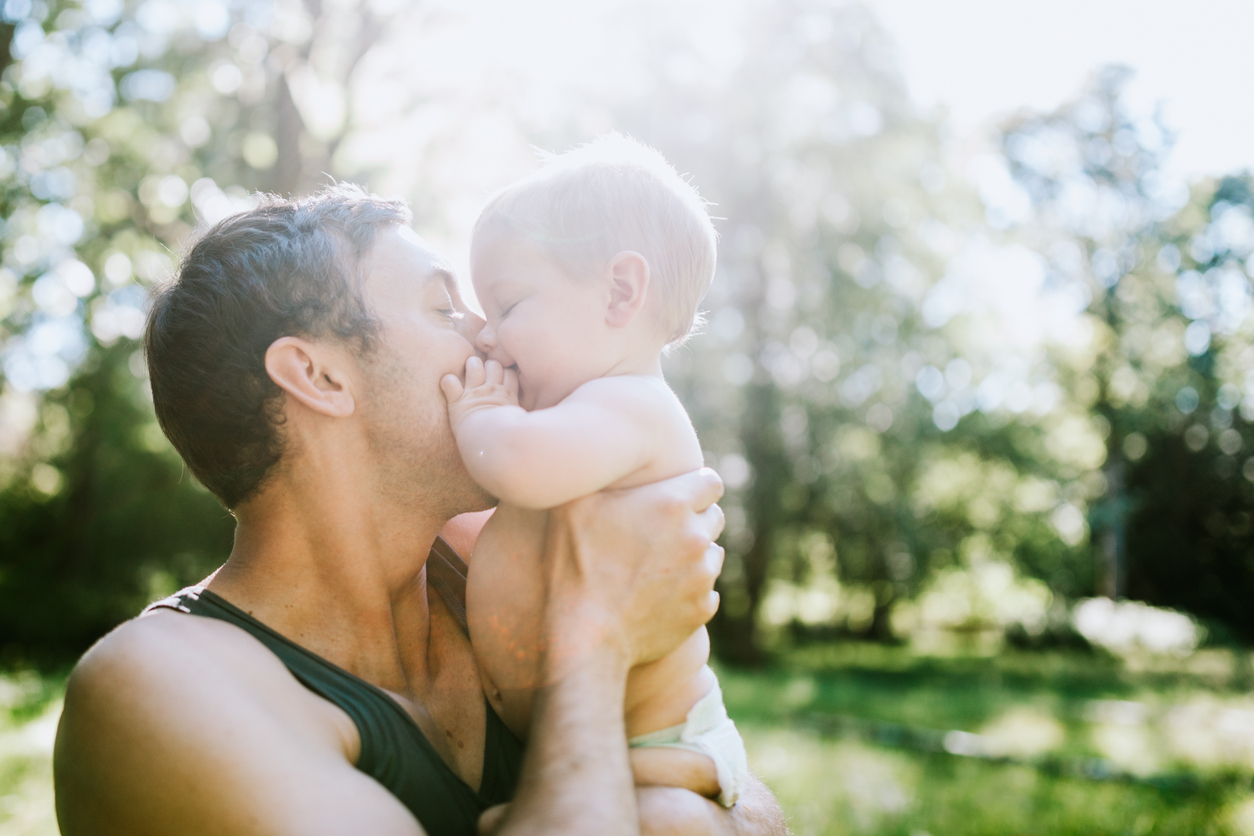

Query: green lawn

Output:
[4, 645, 1253, 835]
[0, 670, 63, 836]
[721, 644, 1254, 835]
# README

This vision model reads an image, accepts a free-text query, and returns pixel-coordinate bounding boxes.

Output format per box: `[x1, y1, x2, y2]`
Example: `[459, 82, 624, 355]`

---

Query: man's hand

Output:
[489, 468, 792, 836]
[541, 468, 726, 673]
[636, 775, 788, 836]
[485, 776, 788, 836]
[440, 356, 519, 427]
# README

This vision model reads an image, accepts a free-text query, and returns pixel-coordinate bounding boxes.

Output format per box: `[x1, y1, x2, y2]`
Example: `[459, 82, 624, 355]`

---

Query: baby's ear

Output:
[605, 251, 650, 328]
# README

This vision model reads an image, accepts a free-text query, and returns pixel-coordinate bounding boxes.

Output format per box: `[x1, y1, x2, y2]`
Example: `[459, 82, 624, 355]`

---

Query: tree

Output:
[0, 0, 429, 659]
[619, 0, 1073, 660]
[999, 67, 1254, 640]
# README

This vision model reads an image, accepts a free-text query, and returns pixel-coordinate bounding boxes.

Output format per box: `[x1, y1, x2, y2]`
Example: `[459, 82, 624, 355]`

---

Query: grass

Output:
[4, 644, 1253, 834]
[0, 669, 64, 836]
[720, 643, 1254, 835]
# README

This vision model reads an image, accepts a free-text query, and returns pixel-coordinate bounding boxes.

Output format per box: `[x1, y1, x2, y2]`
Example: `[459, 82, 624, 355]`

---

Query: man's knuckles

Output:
[705, 504, 726, 539]
[676, 527, 710, 561]
[701, 590, 721, 622]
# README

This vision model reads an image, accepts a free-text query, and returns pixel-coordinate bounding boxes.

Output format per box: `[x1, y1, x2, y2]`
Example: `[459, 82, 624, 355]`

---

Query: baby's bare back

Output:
[465, 378, 711, 740]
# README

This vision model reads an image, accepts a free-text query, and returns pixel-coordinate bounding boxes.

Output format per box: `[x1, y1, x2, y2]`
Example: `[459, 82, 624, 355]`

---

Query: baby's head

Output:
[470, 134, 716, 407]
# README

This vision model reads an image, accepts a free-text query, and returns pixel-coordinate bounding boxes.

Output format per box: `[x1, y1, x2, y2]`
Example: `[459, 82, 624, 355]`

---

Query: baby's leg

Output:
[630, 747, 720, 799]
[628, 676, 749, 807]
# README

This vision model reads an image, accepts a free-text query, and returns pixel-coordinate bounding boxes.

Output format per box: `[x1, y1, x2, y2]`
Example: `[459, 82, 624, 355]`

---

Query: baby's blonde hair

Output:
[472, 133, 717, 346]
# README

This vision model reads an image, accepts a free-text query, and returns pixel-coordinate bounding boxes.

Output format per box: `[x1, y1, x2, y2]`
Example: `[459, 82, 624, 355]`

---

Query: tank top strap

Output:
[141, 537, 521, 836]
[427, 536, 470, 635]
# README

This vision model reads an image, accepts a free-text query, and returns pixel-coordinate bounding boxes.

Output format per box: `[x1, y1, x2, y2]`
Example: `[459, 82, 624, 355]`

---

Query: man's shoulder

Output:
[55, 610, 375, 836]
[71, 606, 281, 696]
[60, 606, 327, 755]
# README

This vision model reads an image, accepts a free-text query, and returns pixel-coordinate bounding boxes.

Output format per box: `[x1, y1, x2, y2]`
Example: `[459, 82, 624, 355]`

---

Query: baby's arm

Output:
[440, 357, 667, 509]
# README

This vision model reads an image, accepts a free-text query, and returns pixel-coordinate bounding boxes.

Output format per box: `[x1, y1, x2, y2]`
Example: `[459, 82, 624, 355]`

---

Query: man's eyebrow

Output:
[428, 266, 456, 286]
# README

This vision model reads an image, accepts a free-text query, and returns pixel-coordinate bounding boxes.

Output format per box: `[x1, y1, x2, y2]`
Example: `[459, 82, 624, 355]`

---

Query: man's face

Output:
[354, 226, 494, 516]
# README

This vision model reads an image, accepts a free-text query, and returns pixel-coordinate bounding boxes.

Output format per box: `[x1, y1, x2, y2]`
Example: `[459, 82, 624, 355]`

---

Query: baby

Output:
[439, 134, 748, 806]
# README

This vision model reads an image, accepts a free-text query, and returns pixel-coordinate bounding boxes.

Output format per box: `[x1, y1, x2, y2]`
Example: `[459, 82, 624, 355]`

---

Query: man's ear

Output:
[264, 337, 356, 418]
[605, 251, 650, 328]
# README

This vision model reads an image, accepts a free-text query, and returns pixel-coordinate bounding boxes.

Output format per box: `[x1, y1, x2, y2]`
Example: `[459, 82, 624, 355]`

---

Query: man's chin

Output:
[465, 485, 499, 513]
[447, 462, 499, 514]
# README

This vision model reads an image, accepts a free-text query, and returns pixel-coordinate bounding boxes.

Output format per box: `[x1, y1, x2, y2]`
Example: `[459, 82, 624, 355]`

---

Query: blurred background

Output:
[2, 0, 1254, 833]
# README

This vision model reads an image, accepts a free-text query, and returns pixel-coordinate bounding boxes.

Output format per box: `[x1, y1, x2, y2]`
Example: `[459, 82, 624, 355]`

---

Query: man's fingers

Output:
[692, 471, 732, 511]
[439, 373, 464, 404]
[699, 502, 726, 542]
[464, 355, 486, 388]
[703, 589, 721, 622]
[703, 541, 725, 579]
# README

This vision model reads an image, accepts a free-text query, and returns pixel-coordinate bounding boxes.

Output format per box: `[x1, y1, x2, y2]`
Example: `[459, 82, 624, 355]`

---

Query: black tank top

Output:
[143, 538, 522, 836]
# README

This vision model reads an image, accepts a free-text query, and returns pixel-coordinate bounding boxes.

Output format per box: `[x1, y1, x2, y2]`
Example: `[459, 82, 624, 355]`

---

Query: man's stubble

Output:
[359, 343, 497, 522]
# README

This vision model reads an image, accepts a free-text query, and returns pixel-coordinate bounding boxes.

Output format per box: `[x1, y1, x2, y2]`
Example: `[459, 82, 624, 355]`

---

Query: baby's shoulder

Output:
[568, 374, 687, 417]
[570, 375, 701, 481]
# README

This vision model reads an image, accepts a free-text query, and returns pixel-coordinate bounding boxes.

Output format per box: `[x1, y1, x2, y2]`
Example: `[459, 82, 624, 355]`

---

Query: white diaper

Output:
[628, 681, 748, 807]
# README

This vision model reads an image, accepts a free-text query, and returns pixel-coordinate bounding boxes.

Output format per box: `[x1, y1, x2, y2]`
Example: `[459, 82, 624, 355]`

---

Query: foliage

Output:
[0, 0, 1251, 666]
[0, 0, 413, 659]
[620, 1, 1098, 661]
[997, 67, 1254, 640]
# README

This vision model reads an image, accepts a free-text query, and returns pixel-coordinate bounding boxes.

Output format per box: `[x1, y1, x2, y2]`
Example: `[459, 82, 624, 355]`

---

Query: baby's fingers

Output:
[439, 373, 464, 404]
[463, 355, 486, 389]
[484, 359, 505, 386]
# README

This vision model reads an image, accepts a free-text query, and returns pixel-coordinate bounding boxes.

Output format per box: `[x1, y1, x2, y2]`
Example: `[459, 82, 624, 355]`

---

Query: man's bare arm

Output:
[491, 469, 728, 836]
[54, 614, 425, 836]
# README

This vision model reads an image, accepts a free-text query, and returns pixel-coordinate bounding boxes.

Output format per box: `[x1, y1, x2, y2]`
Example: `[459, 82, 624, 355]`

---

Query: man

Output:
[52, 186, 786, 836]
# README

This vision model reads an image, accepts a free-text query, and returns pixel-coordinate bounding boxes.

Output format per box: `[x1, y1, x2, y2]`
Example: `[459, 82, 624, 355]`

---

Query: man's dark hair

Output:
[144, 184, 411, 509]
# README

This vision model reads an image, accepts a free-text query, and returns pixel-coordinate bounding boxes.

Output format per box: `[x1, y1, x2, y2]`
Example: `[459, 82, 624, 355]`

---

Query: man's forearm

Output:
[497, 648, 638, 836]
[493, 469, 727, 834]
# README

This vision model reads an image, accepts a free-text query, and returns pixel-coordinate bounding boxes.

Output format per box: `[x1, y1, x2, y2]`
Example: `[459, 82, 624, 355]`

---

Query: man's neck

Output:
[207, 475, 448, 696]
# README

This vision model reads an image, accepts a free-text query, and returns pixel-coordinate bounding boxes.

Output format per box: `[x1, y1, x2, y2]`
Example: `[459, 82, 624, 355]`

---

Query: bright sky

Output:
[368, 0, 1254, 342]
[395, 0, 1254, 257]
[863, 0, 1254, 179]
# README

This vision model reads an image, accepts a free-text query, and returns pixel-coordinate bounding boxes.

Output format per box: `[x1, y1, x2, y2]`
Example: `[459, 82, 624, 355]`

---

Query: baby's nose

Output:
[476, 326, 516, 368]
[475, 322, 497, 353]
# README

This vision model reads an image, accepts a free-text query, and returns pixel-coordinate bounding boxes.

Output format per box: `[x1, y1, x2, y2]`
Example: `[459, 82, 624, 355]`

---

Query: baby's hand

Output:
[441, 356, 520, 428]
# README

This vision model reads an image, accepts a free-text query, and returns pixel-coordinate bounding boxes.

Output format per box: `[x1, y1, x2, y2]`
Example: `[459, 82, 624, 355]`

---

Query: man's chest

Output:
[383, 590, 490, 789]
